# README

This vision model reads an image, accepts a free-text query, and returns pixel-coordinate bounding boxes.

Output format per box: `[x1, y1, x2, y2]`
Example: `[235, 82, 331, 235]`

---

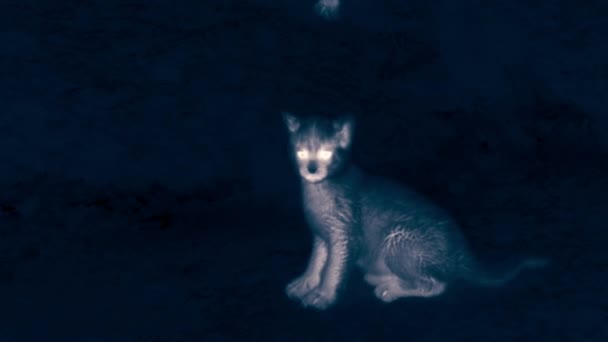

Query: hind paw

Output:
[374, 282, 404, 303]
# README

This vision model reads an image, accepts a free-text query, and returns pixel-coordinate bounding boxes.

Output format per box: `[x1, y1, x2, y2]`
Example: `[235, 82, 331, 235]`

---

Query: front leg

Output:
[286, 236, 328, 300]
[301, 234, 350, 310]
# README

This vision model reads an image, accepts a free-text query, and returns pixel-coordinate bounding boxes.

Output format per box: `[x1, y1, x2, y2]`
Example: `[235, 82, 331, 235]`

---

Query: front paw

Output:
[286, 276, 318, 300]
[301, 287, 336, 310]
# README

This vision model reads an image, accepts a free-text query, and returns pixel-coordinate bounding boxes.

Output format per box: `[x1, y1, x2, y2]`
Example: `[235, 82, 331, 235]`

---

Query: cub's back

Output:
[358, 173, 453, 233]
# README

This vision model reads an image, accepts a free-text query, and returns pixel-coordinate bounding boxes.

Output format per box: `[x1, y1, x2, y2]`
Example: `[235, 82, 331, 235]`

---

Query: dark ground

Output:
[1, 0, 608, 341]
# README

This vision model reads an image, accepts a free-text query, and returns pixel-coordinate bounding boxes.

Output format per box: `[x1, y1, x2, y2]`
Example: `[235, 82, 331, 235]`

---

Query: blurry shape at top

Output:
[315, 0, 340, 20]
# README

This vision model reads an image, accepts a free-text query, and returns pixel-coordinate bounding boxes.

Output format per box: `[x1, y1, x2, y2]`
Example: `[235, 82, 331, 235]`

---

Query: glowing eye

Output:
[317, 150, 333, 160]
[296, 150, 309, 159]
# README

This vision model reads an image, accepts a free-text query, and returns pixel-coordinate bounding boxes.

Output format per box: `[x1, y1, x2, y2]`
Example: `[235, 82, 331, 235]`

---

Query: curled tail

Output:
[469, 257, 550, 287]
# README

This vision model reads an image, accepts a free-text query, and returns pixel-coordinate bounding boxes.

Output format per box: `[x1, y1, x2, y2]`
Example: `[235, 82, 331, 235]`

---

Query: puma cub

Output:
[283, 112, 547, 310]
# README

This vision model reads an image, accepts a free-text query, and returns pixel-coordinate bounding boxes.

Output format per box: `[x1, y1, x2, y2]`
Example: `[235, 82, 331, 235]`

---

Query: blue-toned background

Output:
[0, 0, 606, 340]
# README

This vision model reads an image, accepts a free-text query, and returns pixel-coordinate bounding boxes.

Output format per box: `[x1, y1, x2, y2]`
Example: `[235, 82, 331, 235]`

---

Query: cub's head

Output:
[282, 112, 355, 183]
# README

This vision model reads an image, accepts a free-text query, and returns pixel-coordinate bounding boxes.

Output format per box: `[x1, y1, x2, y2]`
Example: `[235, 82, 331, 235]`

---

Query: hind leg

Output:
[371, 275, 409, 302]
[364, 259, 446, 302]
[372, 228, 447, 302]
[371, 274, 446, 302]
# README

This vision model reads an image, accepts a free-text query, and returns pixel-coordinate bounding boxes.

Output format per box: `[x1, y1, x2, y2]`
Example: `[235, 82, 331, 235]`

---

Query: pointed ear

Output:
[334, 115, 355, 148]
[282, 112, 300, 133]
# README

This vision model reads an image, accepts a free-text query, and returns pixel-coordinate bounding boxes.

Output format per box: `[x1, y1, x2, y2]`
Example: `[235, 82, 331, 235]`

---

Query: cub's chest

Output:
[302, 182, 354, 228]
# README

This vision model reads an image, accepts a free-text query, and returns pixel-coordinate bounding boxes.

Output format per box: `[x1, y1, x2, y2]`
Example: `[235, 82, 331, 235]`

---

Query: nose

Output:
[307, 162, 318, 174]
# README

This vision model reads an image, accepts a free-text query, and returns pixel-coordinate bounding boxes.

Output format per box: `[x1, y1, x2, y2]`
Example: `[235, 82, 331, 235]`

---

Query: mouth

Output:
[300, 170, 327, 183]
